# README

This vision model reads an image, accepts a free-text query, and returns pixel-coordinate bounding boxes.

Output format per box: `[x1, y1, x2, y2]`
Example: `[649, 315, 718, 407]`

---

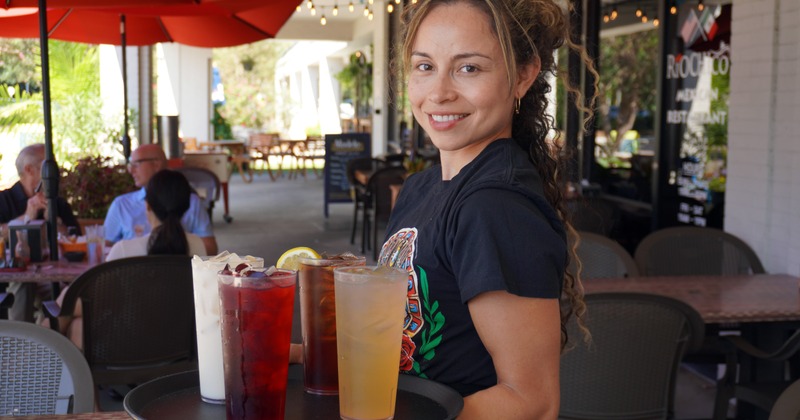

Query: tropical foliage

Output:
[596, 29, 658, 166]
[59, 155, 135, 219]
[212, 40, 292, 130]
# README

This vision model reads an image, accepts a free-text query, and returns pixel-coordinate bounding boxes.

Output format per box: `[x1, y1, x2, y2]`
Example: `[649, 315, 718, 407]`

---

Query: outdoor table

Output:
[123, 365, 463, 419]
[581, 273, 800, 324]
[0, 260, 97, 320]
[198, 140, 252, 184]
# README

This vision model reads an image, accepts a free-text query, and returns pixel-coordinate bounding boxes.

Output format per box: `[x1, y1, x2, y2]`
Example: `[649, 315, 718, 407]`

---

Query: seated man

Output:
[0, 143, 82, 322]
[104, 144, 219, 256]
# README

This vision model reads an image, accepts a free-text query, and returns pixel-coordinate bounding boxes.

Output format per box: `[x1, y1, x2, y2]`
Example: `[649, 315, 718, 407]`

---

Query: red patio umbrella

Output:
[0, 1, 300, 47]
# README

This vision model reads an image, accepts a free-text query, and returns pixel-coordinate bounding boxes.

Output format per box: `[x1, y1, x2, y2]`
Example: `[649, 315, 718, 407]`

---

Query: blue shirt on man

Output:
[103, 187, 213, 243]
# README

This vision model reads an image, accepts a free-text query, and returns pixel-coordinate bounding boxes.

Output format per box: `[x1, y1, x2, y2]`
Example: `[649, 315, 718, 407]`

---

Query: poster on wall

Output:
[661, 2, 730, 228]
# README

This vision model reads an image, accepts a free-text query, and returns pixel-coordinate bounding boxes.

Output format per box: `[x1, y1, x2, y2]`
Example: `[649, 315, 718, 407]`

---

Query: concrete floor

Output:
[99, 168, 729, 418]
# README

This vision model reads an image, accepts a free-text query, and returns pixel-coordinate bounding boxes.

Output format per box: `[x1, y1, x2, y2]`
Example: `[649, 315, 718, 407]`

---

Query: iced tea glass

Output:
[218, 269, 296, 420]
[334, 266, 408, 420]
[298, 254, 365, 395]
[191, 254, 263, 404]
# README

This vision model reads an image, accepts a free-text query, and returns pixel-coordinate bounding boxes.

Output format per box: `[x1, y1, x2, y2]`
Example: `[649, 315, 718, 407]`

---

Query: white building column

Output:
[371, 3, 390, 156]
[725, 0, 800, 275]
[156, 44, 213, 142]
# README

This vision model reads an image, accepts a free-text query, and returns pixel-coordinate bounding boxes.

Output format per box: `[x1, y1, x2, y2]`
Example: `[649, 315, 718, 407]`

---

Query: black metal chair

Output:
[345, 157, 385, 251]
[43, 255, 197, 388]
[571, 231, 639, 279]
[174, 166, 221, 223]
[634, 226, 765, 276]
[718, 329, 800, 418]
[0, 320, 95, 415]
[560, 292, 704, 420]
[364, 166, 407, 261]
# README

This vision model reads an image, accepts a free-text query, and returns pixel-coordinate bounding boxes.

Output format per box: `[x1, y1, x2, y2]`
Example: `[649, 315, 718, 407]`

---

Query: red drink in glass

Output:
[218, 269, 296, 420]
[298, 255, 365, 395]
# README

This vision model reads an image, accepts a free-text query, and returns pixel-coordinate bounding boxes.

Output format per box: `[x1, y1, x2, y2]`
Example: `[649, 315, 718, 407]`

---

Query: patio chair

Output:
[634, 226, 765, 276]
[43, 255, 197, 388]
[346, 157, 385, 251]
[560, 292, 704, 420]
[0, 320, 95, 415]
[174, 166, 221, 222]
[571, 231, 639, 279]
[769, 378, 800, 420]
[364, 166, 407, 261]
[718, 329, 800, 418]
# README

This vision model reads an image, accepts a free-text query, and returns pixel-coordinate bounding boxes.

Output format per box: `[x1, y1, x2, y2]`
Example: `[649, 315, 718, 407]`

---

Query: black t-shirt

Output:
[0, 181, 81, 233]
[378, 139, 565, 396]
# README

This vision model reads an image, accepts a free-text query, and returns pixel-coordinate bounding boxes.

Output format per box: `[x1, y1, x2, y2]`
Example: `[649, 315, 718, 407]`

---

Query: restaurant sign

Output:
[662, 3, 731, 228]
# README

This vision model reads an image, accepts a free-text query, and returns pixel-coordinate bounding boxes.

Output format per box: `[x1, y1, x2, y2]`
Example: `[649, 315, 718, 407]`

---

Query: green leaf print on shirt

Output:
[412, 267, 445, 378]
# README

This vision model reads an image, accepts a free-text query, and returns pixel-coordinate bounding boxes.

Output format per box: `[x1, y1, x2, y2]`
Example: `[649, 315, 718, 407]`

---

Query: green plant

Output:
[60, 156, 136, 219]
[212, 103, 233, 139]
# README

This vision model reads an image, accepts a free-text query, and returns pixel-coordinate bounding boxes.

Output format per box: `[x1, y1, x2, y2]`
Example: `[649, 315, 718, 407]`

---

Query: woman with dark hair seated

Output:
[106, 169, 206, 259]
[53, 169, 207, 348]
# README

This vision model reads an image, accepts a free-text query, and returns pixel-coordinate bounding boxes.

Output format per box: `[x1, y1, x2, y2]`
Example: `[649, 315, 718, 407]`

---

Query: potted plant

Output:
[60, 155, 136, 227]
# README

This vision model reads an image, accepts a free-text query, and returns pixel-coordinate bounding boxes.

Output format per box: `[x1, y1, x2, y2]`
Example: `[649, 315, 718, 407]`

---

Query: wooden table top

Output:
[582, 273, 800, 324]
[0, 260, 95, 284]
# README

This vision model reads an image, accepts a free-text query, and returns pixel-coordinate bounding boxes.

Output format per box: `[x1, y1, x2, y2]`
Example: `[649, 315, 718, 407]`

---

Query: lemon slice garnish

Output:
[276, 247, 321, 270]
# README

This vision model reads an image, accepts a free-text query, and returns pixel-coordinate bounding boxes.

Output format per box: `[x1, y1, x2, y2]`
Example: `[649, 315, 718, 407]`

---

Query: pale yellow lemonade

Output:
[334, 266, 408, 420]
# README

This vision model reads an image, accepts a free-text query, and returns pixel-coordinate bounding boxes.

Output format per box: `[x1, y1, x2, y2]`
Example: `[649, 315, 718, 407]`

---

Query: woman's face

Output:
[408, 2, 517, 160]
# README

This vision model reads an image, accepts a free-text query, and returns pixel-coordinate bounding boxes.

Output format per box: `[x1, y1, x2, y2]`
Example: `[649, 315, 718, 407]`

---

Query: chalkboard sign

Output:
[324, 133, 371, 217]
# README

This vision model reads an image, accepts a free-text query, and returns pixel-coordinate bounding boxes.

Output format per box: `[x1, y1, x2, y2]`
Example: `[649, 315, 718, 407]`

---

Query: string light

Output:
[368, 10, 373, 20]
[363, 5, 369, 16]
[641, 11, 648, 23]
[306, 0, 312, 9]
[348, 1, 354, 12]
[411, 0, 417, 4]
[697, 0, 704, 11]
[296, 4, 301, 12]
[670, 5, 677, 14]
[653, 16, 659, 27]
[610, 6, 618, 20]
[387, 3, 394, 13]
[333, 4, 338, 15]
[635, 4, 642, 17]
[395, 0, 401, 4]
[603, 12, 610, 23]
[320, 14, 327, 25]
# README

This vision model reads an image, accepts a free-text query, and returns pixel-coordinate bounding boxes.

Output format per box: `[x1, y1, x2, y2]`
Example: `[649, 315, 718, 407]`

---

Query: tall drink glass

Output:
[298, 255, 365, 395]
[191, 253, 263, 404]
[218, 269, 295, 420]
[334, 266, 408, 420]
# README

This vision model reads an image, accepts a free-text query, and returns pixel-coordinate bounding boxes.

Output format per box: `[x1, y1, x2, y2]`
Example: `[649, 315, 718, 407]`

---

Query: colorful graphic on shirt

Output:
[378, 228, 445, 377]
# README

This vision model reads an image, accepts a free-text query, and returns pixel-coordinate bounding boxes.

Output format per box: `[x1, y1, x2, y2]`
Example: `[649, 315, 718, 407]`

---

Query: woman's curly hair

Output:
[401, 0, 597, 350]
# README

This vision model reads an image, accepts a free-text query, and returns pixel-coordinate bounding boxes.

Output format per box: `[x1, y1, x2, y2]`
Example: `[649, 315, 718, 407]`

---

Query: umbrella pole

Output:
[121, 14, 131, 162]
[38, 0, 60, 267]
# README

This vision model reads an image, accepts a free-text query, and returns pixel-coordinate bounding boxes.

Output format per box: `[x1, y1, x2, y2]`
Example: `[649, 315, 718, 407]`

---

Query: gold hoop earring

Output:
[514, 97, 521, 114]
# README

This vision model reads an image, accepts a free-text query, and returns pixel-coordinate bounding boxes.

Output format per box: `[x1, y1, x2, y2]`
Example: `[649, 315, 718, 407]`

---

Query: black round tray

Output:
[124, 365, 463, 419]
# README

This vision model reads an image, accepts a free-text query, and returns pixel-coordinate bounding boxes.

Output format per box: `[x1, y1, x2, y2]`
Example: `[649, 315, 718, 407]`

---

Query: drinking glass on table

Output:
[334, 265, 408, 420]
[191, 252, 264, 404]
[219, 266, 296, 420]
[298, 253, 365, 395]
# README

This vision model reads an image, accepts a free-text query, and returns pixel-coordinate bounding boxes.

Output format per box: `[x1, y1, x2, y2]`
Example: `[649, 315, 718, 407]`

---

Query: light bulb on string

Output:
[363, 5, 369, 16]
[387, 3, 393, 13]
[653, 17, 660, 27]
[368, 10, 373, 20]
[670, 5, 677, 14]
[411, 0, 417, 4]
[333, 4, 338, 15]
[368, 0, 373, 5]
[603, 12, 609, 23]
[395, 0, 400, 4]
[320, 14, 327, 25]
[641, 12, 648, 23]
[306, 0, 312, 9]
[635, 4, 642, 17]
[311, 5, 316, 15]
[348, 1, 354, 12]
[697, 0, 704, 11]
[611, 7, 618, 20]
[296, 4, 301, 12]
